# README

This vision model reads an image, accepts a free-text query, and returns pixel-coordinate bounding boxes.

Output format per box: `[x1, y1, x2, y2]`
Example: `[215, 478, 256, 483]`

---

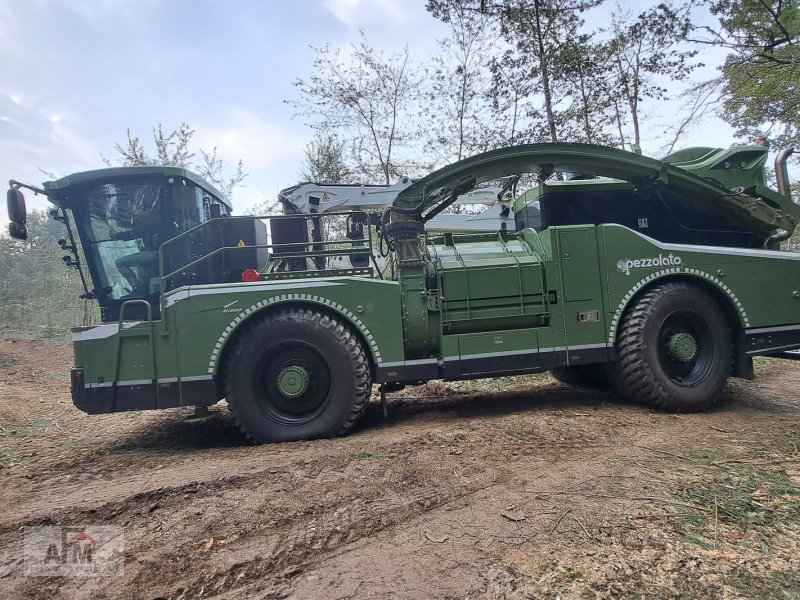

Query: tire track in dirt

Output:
[143, 481, 501, 600]
[2, 340, 799, 599]
[4, 431, 508, 599]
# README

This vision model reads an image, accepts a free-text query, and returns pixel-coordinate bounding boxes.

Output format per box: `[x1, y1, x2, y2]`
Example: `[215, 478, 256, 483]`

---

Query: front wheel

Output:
[225, 309, 372, 443]
[609, 283, 732, 412]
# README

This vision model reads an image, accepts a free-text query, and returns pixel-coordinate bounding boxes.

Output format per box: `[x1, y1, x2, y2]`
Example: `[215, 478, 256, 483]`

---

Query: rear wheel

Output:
[550, 364, 611, 390]
[609, 283, 732, 412]
[225, 308, 371, 443]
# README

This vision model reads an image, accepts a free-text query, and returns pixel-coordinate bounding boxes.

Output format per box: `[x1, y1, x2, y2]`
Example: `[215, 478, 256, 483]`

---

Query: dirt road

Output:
[0, 338, 798, 599]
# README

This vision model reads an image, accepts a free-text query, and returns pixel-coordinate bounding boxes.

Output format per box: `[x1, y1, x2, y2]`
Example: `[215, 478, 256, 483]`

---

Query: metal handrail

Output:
[161, 243, 372, 283]
[158, 211, 376, 292]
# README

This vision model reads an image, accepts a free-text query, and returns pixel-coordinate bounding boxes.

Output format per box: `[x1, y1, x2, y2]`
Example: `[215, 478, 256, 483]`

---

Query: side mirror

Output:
[6, 188, 28, 240]
[8, 222, 28, 240]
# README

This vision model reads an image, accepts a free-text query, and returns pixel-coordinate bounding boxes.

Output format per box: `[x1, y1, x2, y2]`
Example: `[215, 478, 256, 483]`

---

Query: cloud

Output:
[193, 109, 306, 171]
[0, 93, 102, 225]
[191, 109, 309, 213]
[323, 0, 408, 27]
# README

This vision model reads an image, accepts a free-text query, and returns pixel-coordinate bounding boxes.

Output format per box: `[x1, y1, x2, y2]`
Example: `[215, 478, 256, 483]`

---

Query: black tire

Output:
[609, 282, 732, 412]
[225, 308, 371, 443]
[550, 364, 611, 390]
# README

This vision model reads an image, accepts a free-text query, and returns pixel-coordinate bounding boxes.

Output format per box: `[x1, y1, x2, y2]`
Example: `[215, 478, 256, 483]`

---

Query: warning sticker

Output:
[237, 240, 246, 247]
[322, 193, 330, 201]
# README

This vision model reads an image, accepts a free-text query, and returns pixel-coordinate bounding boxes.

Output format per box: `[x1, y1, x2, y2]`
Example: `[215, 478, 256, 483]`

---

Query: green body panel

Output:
[432, 235, 549, 334]
[661, 145, 768, 190]
[429, 223, 800, 362]
[72, 277, 406, 388]
[72, 317, 178, 384]
[553, 227, 608, 348]
[598, 224, 800, 335]
[451, 328, 540, 368]
[170, 277, 406, 378]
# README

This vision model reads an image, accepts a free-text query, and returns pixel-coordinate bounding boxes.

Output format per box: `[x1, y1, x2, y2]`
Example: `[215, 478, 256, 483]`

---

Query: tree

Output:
[290, 33, 420, 184]
[0, 211, 95, 337]
[428, 0, 605, 144]
[298, 132, 353, 183]
[696, 0, 800, 148]
[197, 147, 246, 201]
[104, 123, 247, 199]
[554, 36, 618, 145]
[422, 1, 500, 163]
[607, 2, 699, 150]
[507, 0, 604, 143]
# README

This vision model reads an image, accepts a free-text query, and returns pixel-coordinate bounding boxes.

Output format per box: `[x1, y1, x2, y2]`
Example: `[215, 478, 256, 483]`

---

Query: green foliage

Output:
[298, 132, 354, 183]
[426, 0, 697, 150]
[429, 0, 607, 144]
[104, 123, 247, 199]
[421, 1, 501, 162]
[499, 0, 605, 143]
[676, 465, 800, 534]
[0, 211, 97, 339]
[608, 2, 700, 148]
[702, 0, 800, 148]
[290, 33, 422, 184]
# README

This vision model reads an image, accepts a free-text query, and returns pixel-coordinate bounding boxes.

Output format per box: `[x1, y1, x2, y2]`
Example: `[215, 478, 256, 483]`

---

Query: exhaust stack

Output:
[775, 147, 795, 198]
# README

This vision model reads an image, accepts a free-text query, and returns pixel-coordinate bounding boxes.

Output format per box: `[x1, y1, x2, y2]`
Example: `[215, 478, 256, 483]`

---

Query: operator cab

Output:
[8, 167, 233, 322]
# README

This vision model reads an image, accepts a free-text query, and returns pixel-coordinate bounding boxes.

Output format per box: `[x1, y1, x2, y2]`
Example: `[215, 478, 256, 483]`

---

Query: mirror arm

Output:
[9, 180, 48, 196]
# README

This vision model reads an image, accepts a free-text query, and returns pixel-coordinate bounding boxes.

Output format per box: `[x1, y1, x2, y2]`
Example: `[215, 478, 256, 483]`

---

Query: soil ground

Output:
[0, 338, 798, 599]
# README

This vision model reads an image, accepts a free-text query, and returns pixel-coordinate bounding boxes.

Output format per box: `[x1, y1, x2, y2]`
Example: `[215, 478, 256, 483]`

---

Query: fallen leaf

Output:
[424, 531, 449, 543]
[192, 537, 215, 551]
[501, 509, 526, 522]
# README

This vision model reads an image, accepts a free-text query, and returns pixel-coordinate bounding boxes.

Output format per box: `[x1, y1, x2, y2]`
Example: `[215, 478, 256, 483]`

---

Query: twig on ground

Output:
[524, 490, 711, 513]
[572, 515, 595, 541]
[713, 493, 719, 550]
[634, 445, 693, 461]
[630, 497, 710, 512]
[549, 509, 573, 534]
[709, 426, 735, 434]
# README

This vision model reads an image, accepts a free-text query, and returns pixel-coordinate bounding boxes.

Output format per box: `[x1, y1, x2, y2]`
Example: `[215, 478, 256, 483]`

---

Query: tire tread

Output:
[224, 308, 371, 443]
[609, 282, 731, 412]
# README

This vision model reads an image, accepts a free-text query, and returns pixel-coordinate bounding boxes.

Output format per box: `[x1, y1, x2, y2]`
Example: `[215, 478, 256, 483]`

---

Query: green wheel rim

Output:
[667, 332, 698, 362]
[276, 365, 311, 398]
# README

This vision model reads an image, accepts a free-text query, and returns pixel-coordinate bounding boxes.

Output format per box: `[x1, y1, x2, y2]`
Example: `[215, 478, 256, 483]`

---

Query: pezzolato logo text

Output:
[616, 253, 683, 276]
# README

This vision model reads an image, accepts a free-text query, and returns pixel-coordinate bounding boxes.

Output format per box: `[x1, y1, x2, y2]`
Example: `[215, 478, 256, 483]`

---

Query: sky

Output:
[0, 0, 738, 226]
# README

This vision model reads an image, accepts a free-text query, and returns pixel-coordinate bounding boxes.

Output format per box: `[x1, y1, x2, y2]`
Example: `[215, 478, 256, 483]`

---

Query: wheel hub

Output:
[667, 332, 698, 362]
[276, 365, 310, 398]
